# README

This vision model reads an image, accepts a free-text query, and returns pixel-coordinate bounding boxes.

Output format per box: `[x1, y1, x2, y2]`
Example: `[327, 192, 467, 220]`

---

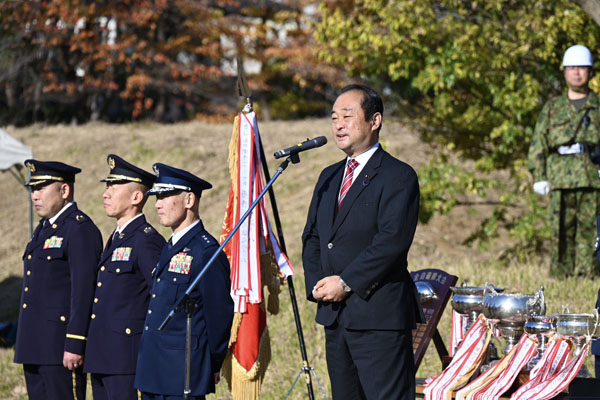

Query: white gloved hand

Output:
[533, 181, 550, 195]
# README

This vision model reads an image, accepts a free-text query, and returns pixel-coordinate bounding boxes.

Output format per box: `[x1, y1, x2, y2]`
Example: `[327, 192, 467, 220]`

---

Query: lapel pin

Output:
[363, 175, 370, 186]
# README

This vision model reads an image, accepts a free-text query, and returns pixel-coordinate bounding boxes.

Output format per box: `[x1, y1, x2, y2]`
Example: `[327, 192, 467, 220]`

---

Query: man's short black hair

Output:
[339, 84, 384, 134]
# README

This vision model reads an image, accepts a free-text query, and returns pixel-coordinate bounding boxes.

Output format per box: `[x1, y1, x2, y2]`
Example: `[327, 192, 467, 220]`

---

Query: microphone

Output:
[274, 136, 327, 159]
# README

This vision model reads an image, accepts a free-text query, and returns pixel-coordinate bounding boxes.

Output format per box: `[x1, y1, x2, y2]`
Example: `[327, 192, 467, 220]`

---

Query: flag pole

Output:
[235, 56, 318, 400]
[257, 129, 317, 400]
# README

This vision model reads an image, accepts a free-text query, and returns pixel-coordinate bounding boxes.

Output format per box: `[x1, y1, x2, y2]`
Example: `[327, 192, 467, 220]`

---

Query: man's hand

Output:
[312, 275, 349, 302]
[63, 351, 83, 371]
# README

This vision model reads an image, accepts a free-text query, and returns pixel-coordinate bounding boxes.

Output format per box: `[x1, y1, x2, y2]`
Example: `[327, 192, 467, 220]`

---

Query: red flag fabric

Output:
[220, 110, 293, 399]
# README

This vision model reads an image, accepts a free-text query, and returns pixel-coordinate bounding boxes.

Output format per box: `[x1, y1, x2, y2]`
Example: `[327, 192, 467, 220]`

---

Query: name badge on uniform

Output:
[43, 236, 63, 249]
[111, 247, 132, 261]
[168, 252, 193, 274]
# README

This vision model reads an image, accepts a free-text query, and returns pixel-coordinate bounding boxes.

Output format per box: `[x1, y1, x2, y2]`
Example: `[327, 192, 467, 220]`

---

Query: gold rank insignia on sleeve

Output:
[144, 227, 153, 234]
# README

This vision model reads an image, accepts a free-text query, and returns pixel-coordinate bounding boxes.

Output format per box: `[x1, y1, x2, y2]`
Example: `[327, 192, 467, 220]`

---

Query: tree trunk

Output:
[573, 0, 600, 26]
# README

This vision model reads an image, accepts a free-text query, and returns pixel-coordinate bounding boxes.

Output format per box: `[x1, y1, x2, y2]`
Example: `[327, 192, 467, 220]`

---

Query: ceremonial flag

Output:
[220, 109, 294, 400]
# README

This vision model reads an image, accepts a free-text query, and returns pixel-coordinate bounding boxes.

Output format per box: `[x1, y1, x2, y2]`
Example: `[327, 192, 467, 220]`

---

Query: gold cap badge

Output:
[26, 162, 36, 173]
[108, 157, 115, 170]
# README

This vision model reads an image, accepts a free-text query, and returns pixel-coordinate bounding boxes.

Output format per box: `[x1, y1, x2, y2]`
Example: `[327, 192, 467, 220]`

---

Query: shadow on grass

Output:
[0, 276, 22, 322]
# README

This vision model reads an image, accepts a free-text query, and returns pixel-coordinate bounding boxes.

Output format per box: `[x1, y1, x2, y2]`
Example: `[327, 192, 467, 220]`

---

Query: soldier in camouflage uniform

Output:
[528, 45, 600, 276]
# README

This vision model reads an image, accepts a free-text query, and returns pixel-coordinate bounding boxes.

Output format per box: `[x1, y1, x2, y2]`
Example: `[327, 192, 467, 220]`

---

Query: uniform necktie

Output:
[338, 159, 359, 210]
[34, 220, 48, 241]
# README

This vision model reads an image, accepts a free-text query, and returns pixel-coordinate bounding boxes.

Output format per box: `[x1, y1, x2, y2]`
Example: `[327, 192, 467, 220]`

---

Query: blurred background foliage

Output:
[316, 0, 600, 255]
[2, 0, 600, 256]
[0, 0, 341, 124]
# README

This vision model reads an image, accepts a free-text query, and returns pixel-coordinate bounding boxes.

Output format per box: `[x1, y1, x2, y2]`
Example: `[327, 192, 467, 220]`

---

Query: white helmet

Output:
[562, 45, 593, 67]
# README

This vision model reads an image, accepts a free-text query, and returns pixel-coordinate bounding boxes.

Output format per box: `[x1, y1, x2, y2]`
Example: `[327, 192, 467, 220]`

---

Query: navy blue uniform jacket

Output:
[15, 203, 102, 364]
[135, 220, 233, 396]
[302, 147, 423, 329]
[84, 214, 165, 374]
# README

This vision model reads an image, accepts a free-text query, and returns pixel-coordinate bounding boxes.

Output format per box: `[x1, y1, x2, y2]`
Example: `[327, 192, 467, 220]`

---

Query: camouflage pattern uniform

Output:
[528, 91, 600, 276]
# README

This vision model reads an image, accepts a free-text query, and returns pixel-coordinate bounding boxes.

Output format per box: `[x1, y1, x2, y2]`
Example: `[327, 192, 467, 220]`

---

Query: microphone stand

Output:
[258, 135, 325, 400]
[158, 153, 301, 399]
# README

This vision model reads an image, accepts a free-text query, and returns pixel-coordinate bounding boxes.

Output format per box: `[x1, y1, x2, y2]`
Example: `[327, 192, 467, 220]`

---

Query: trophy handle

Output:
[527, 286, 545, 316]
[538, 286, 546, 316]
[483, 283, 493, 296]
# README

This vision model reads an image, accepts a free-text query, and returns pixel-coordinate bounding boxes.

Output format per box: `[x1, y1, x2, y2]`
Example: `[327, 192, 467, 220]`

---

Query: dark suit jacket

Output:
[302, 147, 422, 330]
[135, 220, 233, 396]
[84, 214, 165, 375]
[14, 203, 102, 364]
[593, 288, 600, 356]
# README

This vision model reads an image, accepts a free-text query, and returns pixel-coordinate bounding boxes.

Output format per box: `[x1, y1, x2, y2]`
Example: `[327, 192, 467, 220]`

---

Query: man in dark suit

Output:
[594, 288, 600, 377]
[302, 84, 422, 400]
[135, 163, 234, 400]
[84, 155, 165, 399]
[14, 160, 103, 400]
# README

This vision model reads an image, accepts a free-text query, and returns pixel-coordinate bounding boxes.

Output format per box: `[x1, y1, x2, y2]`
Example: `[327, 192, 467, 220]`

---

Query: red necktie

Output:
[338, 159, 359, 210]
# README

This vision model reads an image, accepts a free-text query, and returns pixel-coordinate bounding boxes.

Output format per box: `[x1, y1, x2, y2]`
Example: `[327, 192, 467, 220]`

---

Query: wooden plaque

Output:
[411, 268, 458, 369]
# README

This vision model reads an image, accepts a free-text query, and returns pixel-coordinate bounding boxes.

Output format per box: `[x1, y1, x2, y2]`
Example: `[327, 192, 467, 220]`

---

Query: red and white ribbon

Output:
[476, 334, 537, 399]
[451, 310, 468, 357]
[455, 333, 537, 400]
[510, 342, 589, 400]
[510, 336, 571, 400]
[424, 315, 491, 400]
[229, 112, 294, 313]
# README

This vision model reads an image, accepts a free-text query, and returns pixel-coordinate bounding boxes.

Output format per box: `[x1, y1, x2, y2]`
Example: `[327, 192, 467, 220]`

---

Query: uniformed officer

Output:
[84, 155, 166, 400]
[14, 160, 103, 400]
[528, 44, 600, 276]
[135, 163, 234, 400]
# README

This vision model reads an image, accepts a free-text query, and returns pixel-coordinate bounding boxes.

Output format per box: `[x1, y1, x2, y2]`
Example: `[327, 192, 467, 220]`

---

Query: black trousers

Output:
[324, 321, 415, 400]
[91, 373, 138, 400]
[23, 364, 86, 400]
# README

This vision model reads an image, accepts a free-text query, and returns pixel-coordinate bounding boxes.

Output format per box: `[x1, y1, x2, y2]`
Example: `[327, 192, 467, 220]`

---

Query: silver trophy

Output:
[416, 281, 438, 305]
[482, 287, 546, 355]
[523, 315, 556, 370]
[450, 283, 503, 334]
[556, 307, 599, 378]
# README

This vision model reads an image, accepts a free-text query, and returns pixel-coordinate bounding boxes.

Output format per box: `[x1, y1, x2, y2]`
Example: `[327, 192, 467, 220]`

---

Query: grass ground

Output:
[0, 118, 598, 399]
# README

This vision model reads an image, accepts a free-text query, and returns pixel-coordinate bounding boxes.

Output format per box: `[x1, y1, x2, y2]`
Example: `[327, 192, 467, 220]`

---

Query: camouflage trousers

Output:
[549, 188, 600, 276]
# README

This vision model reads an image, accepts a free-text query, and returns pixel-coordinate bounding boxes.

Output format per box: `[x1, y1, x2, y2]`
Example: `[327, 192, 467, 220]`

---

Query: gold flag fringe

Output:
[222, 309, 272, 400]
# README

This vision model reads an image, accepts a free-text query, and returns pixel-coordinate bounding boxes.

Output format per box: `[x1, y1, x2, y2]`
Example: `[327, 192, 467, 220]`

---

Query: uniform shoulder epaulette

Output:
[75, 214, 86, 223]
[144, 226, 154, 234]
[201, 234, 214, 245]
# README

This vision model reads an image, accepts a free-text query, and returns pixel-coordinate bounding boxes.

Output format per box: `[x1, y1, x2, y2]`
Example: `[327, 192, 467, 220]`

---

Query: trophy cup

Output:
[556, 308, 599, 378]
[523, 314, 556, 370]
[416, 281, 438, 305]
[450, 283, 503, 334]
[482, 287, 546, 355]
